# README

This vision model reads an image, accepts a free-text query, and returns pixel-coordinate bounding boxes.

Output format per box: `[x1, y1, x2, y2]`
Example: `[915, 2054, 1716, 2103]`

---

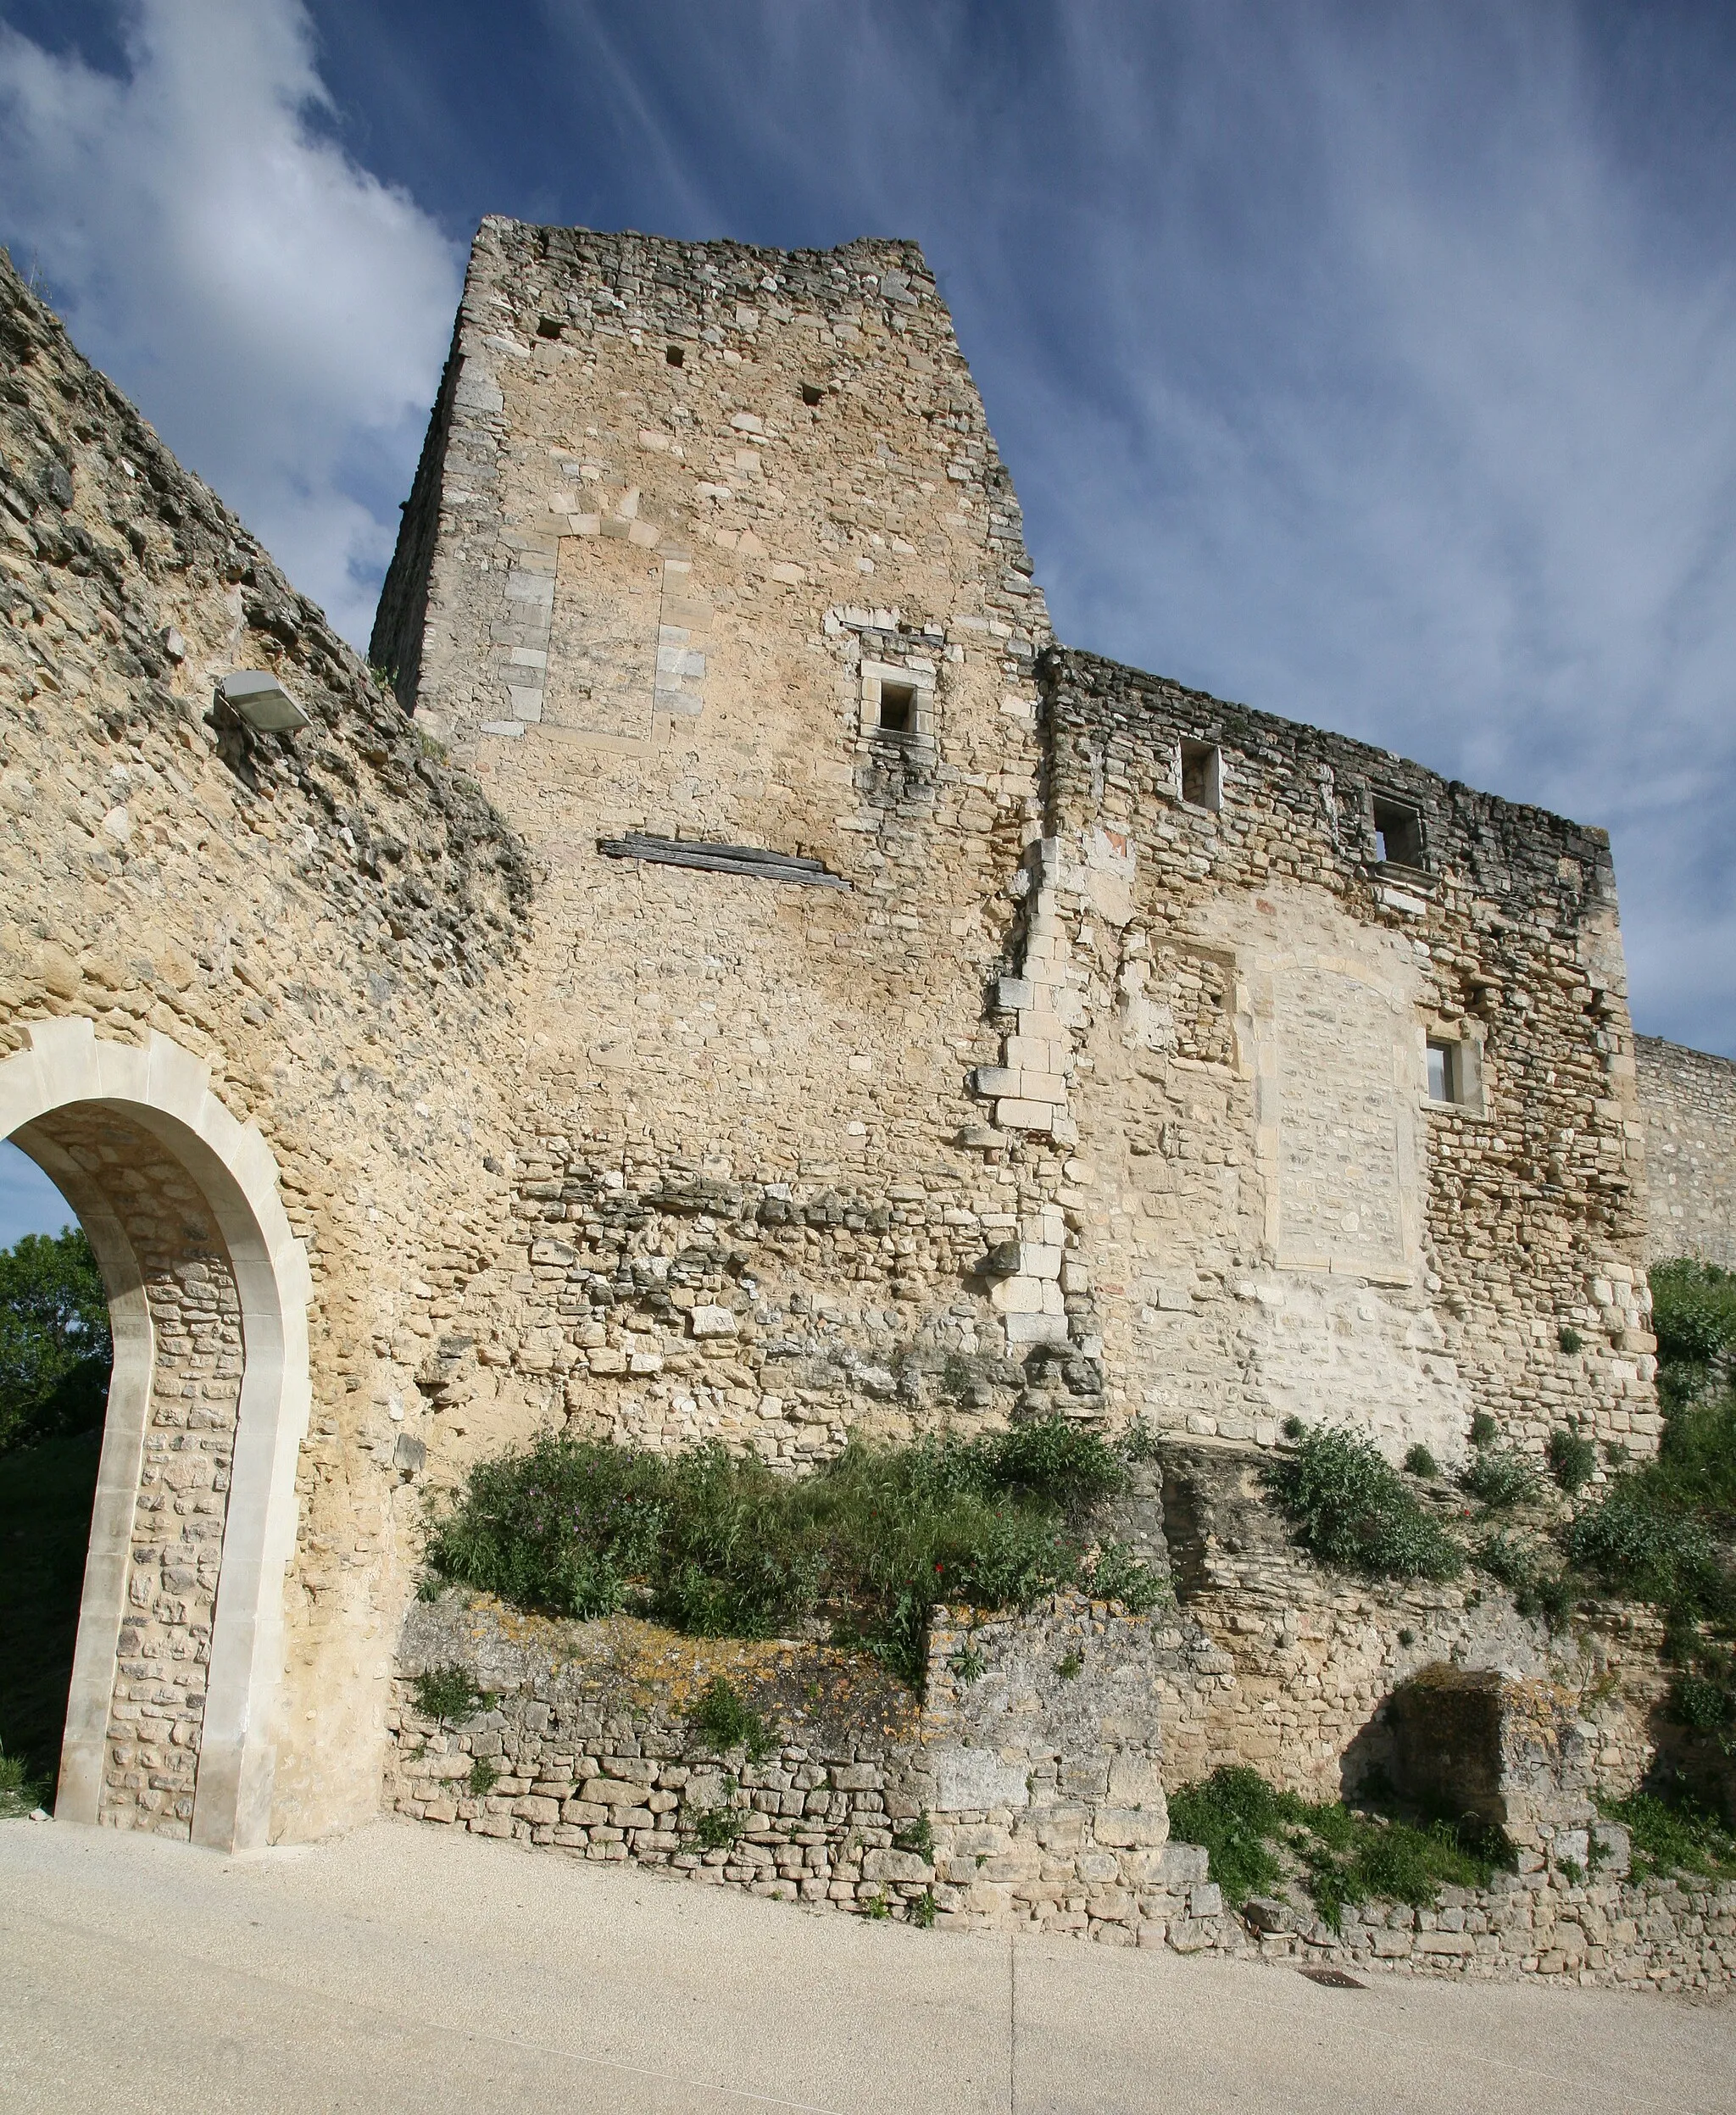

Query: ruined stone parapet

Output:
[1637, 1033, 1736, 1266]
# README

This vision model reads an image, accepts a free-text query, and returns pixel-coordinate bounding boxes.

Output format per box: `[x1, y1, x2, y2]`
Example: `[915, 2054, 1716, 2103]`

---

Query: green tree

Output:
[0, 1227, 112, 1455]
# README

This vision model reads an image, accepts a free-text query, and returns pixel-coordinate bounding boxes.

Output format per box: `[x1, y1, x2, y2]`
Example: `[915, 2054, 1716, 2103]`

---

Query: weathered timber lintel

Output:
[598, 833, 851, 889]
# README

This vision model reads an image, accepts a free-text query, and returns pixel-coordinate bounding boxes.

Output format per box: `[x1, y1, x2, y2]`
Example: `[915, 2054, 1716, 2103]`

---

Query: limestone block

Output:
[931, 1745, 1030, 1812]
[689, 1306, 738, 1339]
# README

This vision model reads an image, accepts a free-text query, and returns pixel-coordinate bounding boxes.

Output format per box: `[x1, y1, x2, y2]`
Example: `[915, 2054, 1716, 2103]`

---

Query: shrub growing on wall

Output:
[1263, 1427, 1462, 1580]
[422, 1416, 1163, 1684]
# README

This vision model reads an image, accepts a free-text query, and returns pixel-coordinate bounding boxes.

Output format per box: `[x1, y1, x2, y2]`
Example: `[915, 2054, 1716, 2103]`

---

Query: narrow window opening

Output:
[877, 681, 915, 736]
[665, 344, 685, 367]
[801, 382, 824, 406]
[536, 316, 563, 341]
[1372, 796, 1425, 868]
[1180, 738, 1221, 810]
[1427, 1038, 1461, 1105]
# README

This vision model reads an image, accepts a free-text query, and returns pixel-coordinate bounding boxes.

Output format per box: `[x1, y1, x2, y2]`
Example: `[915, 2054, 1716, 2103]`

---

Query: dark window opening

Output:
[801, 382, 824, 406]
[878, 681, 916, 735]
[1180, 738, 1221, 810]
[536, 316, 563, 340]
[1373, 796, 1425, 868]
[665, 345, 685, 367]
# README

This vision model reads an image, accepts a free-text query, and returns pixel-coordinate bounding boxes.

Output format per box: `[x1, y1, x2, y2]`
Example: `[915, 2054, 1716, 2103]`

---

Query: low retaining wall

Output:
[386, 1595, 1733, 1990]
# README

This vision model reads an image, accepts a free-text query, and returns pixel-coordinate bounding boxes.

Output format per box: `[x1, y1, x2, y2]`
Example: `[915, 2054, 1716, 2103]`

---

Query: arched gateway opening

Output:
[0, 1019, 310, 1851]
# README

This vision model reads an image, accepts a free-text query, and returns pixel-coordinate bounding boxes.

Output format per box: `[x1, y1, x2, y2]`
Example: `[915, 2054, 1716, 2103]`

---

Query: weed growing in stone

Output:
[422, 1417, 1163, 1684]
[1557, 1325, 1584, 1354]
[1055, 1651, 1082, 1680]
[0, 1740, 47, 1818]
[1264, 1428, 1462, 1581]
[1402, 1444, 1438, 1478]
[910, 1888, 938, 1928]
[691, 1802, 745, 1851]
[411, 1665, 486, 1723]
[1469, 1412, 1500, 1448]
[691, 1677, 772, 1762]
[893, 1810, 934, 1860]
[1461, 1448, 1544, 1508]
[467, 1756, 500, 1799]
[1168, 1765, 1509, 1929]
[1546, 1428, 1597, 1494]
[949, 1638, 988, 1684]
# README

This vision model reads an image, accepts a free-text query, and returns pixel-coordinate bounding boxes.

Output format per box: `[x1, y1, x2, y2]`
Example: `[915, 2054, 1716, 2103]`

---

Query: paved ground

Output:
[1, 1815, 1730, 2114]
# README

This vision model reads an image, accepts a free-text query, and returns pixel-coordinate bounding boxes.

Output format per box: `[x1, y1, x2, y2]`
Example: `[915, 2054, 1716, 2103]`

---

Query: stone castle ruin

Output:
[2, 221, 1732, 1978]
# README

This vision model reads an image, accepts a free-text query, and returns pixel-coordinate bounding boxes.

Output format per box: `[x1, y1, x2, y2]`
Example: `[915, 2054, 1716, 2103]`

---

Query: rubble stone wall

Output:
[387, 1595, 1733, 1993]
[0, 251, 531, 1839]
[1637, 1034, 1736, 1267]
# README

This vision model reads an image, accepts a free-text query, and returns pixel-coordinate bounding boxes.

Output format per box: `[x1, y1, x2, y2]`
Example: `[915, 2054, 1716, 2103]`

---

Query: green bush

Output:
[1547, 1428, 1598, 1494]
[1567, 1481, 1732, 1620]
[1476, 1532, 1577, 1631]
[691, 1677, 772, 1762]
[692, 1801, 744, 1851]
[1649, 1260, 1736, 1370]
[0, 1227, 112, 1455]
[410, 1666, 486, 1723]
[1672, 1673, 1733, 1733]
[1461, 1448, 1543, 1508]
[1557, 1326, 1584, 1355]
[423, 1417, 1160, 1685]
[1597, 1789, 1736, 1883]
[1468, 1411, 1499, 1448]
[1167, 1765, 1508, 1928]
[1166, 1767, 1287, 1905]
[1403, 1444, 1439, 1478]
[1264, 1428, 1462, 1580]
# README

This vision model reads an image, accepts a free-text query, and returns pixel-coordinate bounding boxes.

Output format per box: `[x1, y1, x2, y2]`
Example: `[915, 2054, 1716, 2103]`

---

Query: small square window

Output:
[878, 681, 915, 735]
[1373, 796, 1425, 868]
[1180, 739, 1221, 810]
[1426, 1036, 1482, 1109]
[665, 344, 686, 367]
[801, 381, 824, 406]
[537, 316, 563, 341]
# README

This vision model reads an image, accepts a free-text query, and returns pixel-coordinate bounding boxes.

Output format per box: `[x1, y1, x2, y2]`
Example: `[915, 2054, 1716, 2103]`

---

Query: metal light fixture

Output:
[219, 669, 309, 732]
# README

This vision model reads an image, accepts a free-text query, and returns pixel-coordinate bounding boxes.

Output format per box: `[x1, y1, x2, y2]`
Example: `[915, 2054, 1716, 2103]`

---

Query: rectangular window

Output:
[1427, 1039, 1453, 1103]
[1180, 738, 1221, 810]
[878, 680, 915, 735]
[1372, 796, 1425, 868]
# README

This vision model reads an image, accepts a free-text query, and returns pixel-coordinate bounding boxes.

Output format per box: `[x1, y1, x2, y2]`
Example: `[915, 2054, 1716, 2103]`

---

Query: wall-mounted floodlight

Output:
[220, 670, 309, 732]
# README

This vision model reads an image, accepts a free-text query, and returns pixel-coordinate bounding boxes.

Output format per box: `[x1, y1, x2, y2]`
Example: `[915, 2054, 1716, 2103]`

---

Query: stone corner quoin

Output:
[2, 217, 1733, 1951]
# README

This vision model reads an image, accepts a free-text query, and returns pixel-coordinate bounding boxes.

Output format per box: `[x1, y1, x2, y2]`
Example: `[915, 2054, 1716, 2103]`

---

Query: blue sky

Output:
[0, 2, 1732, 1247]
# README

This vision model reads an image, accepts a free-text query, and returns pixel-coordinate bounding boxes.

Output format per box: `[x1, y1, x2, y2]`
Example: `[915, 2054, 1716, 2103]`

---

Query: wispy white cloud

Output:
[0, 0, 460, 644]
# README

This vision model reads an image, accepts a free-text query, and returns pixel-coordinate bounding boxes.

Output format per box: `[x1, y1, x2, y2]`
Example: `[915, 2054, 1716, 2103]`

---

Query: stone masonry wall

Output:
[387, 1595, 1733, 1993]
[371, 220, 1659, 1495]
[1637, 1034, 1736, 1267]
[1029, 651, 1657, 1468]
[0, 250, 534, 1839]
[371, 220, 1110, 1469]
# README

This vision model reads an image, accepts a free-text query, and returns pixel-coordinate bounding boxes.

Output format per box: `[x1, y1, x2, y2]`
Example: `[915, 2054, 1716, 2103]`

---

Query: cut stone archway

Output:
[0, 1018, 311, 1852]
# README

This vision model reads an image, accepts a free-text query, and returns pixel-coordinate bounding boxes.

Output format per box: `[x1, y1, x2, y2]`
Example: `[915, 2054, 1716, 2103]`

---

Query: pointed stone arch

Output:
[0, 1017, 311, 1851]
